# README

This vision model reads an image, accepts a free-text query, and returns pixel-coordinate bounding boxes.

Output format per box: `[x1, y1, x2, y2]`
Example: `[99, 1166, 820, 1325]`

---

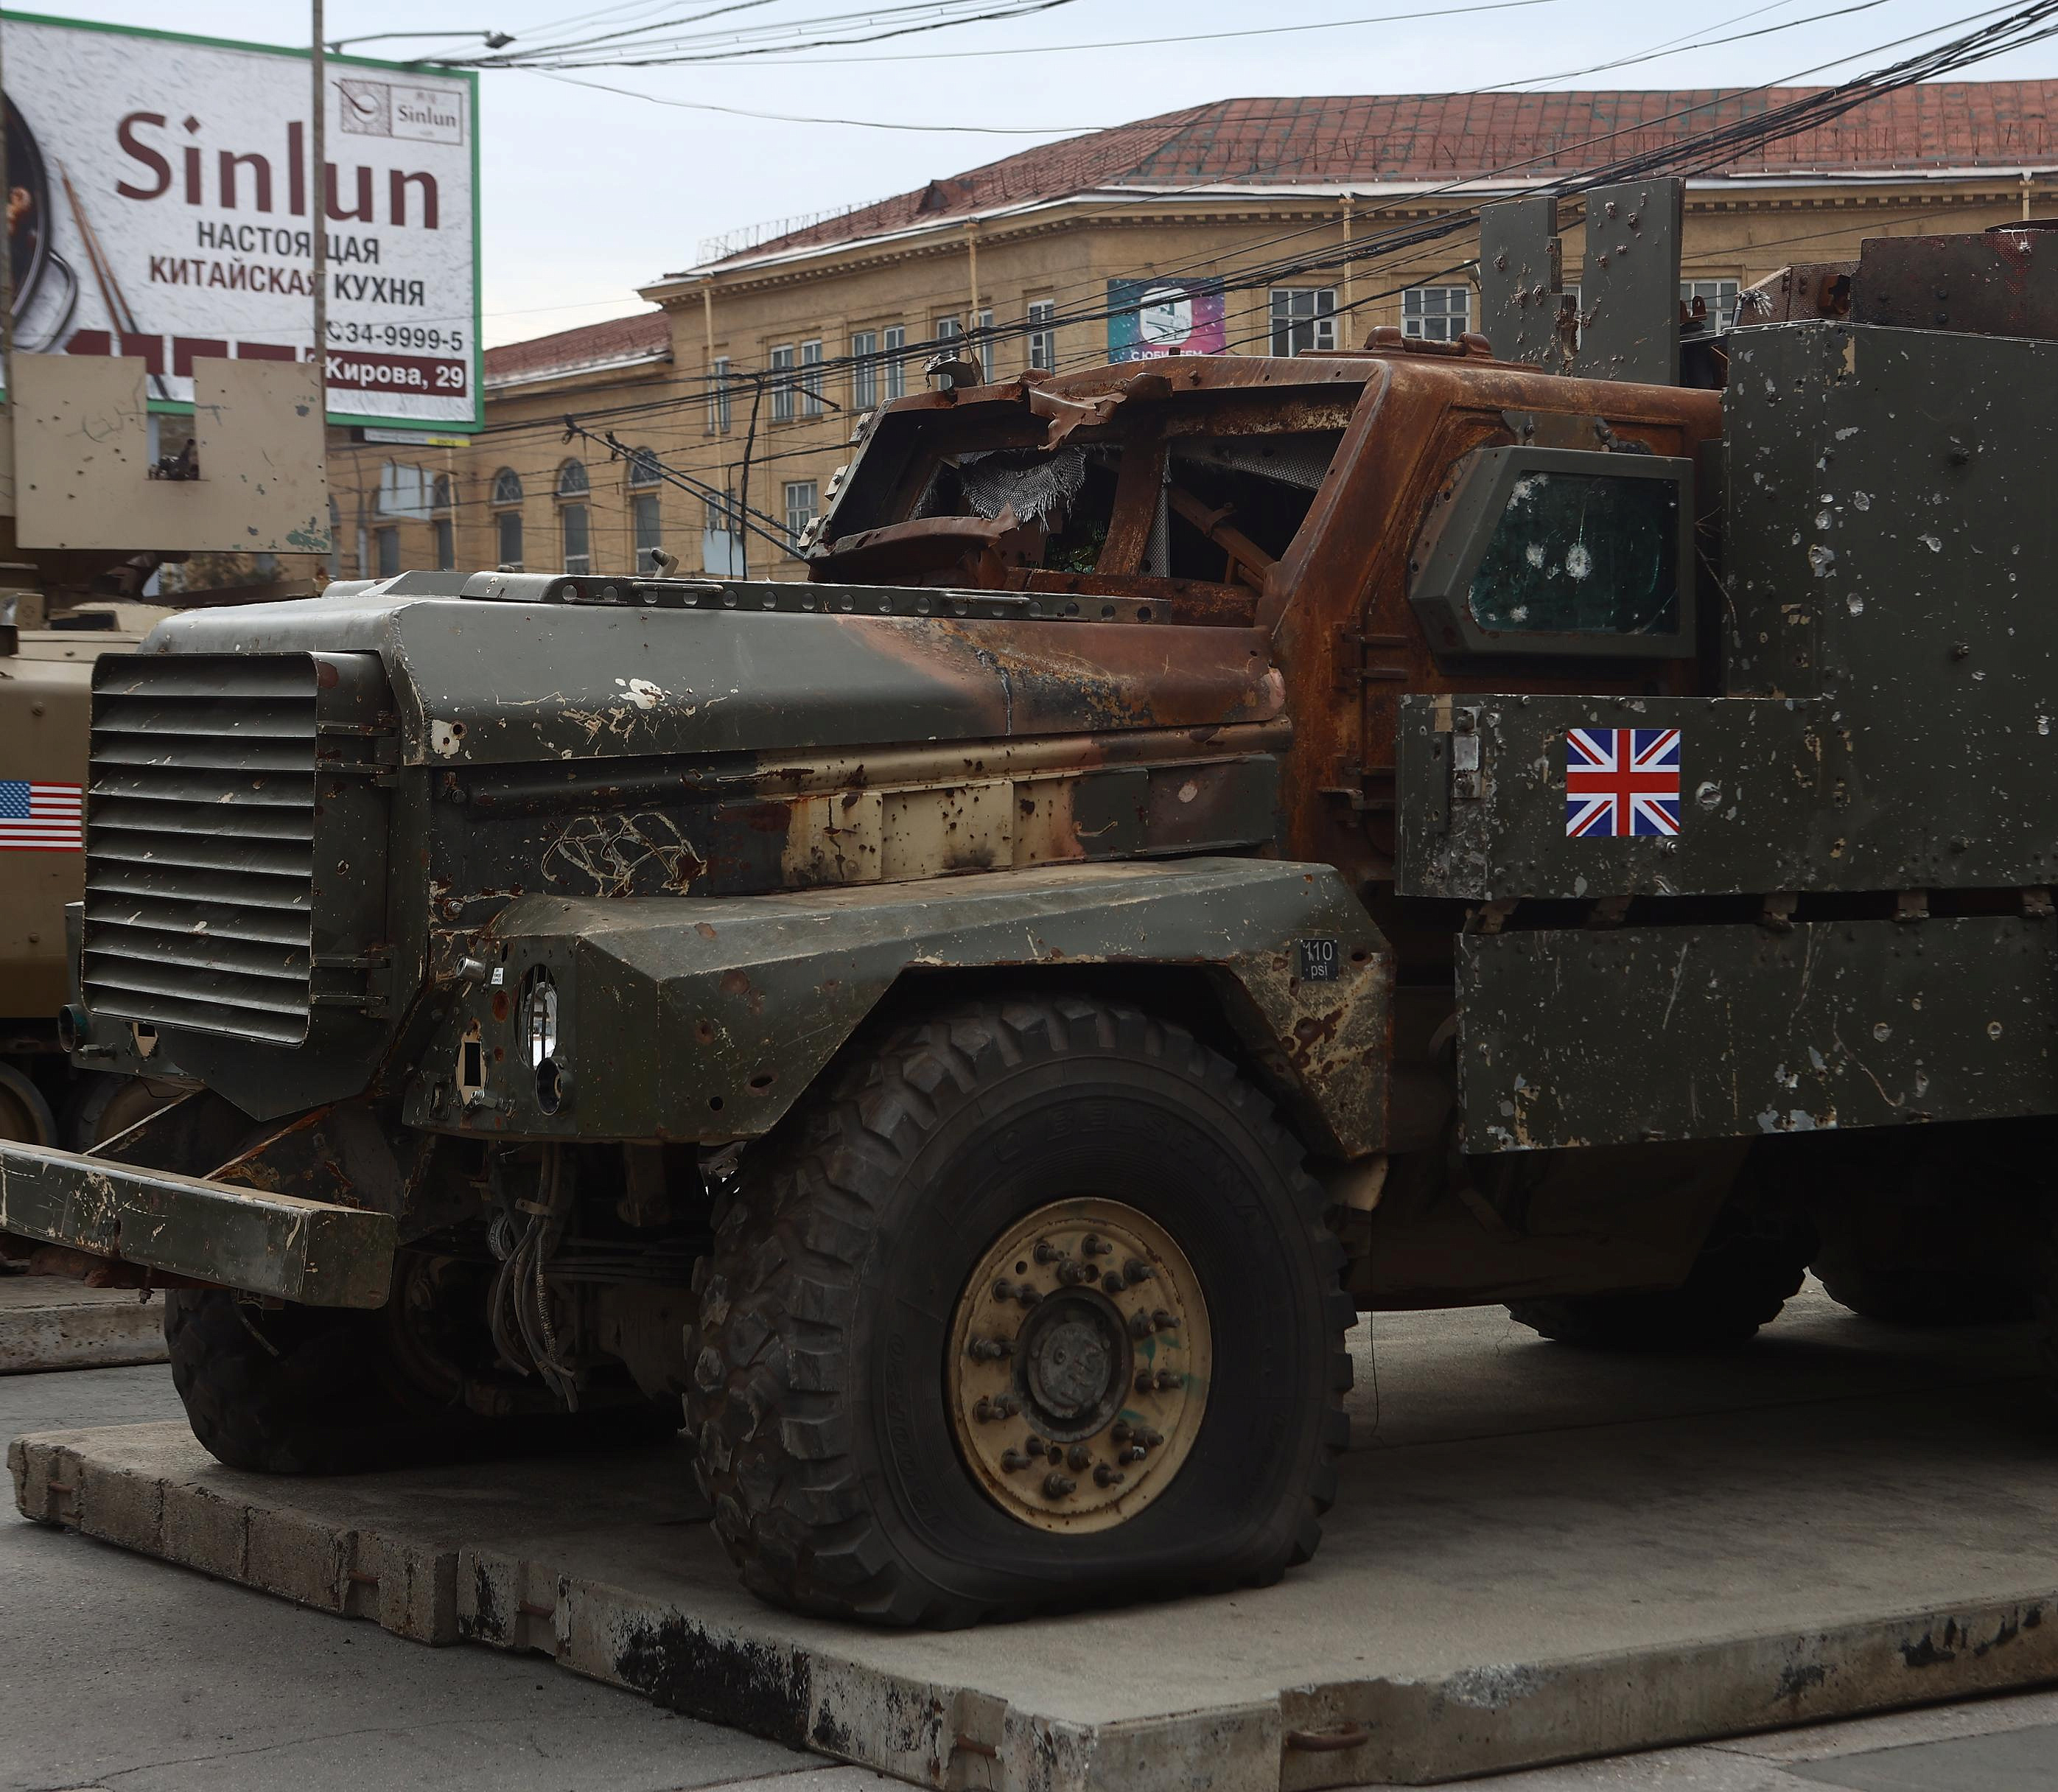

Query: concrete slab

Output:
[0, 1272, 167, 1373]
[10, 1290, 2058, 1792]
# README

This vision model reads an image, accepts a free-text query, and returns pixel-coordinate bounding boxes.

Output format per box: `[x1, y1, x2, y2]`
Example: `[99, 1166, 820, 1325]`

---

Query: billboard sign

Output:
[0, 13, 480, 429]
[1107, 278, 1226, 363]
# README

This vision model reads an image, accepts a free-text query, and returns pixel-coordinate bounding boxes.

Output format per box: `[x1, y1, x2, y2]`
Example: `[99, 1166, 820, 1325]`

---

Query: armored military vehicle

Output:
[1, 182, 2051, 1625]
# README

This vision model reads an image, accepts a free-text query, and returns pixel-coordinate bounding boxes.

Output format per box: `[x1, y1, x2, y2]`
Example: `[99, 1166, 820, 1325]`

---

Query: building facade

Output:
[329, 83, 2058, 583]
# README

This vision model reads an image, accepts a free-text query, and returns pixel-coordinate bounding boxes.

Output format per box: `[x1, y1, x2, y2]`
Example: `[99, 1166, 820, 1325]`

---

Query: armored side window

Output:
[1410, 445, 1695, 659]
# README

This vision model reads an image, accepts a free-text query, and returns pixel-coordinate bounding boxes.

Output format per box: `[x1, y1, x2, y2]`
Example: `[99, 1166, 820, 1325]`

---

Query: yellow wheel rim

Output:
[946, 1198, 1211, 1534]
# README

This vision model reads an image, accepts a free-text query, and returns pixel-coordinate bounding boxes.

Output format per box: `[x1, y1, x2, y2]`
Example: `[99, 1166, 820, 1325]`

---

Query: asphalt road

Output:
[3, 1343, 2054, 1792]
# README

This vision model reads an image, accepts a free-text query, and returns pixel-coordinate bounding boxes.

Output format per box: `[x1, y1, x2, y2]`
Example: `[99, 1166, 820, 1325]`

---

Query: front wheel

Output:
[168, 1252, 680, 1474]
[688, 995, 1354, 1626]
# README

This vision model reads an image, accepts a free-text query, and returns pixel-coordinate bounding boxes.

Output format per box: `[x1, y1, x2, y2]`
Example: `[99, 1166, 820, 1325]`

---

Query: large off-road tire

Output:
[1507, 1203, 1814, 1350]
[1813, 1264, 2033, 1328]
[688, 994, 1354, 1626]
[2037, 1200, 2058, 1416]
[167, 1261, 680, 1474]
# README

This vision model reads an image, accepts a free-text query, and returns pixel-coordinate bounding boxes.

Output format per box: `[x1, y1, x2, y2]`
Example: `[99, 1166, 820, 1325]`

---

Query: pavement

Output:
[0, 1271, 168, 1373]
[3, 1291, 2056, 1791]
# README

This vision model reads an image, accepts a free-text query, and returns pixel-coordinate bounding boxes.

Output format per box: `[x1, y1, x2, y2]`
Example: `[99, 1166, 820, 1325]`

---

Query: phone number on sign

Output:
[323, 349, 469, 395]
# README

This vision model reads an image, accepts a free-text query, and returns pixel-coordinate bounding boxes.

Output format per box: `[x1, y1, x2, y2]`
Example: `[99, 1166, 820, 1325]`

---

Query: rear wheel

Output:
[167, 1251, 680, 1474]
[688, 994, 1353, 1625]
[1508, 1203, 1814, 1350]
[0, 1062, 57, 1147]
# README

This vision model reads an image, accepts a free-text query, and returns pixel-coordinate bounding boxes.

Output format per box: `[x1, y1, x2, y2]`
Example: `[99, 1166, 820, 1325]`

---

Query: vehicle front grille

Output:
[83, 656, 317, 1046]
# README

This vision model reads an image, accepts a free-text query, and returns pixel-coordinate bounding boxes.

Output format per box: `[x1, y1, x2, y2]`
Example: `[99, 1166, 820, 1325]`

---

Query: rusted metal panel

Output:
[1852, 225, 2058, 342]
[0, 1138, 394, 1306]
[401, 858, 1391, 1160]
[1458, 917, 2058, 1152]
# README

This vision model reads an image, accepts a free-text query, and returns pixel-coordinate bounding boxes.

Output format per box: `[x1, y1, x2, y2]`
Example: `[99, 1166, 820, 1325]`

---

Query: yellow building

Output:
[332, 83, 2058, 581]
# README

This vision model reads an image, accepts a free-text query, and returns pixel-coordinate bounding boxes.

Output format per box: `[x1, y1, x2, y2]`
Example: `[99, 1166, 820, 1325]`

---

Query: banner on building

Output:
[0, 15, 480, 429]
[1107, 278, 1226, 362]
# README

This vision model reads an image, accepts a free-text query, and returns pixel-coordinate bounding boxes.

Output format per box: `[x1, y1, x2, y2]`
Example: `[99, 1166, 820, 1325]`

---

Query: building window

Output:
[626, 445, 662, 489]
[1401, 285, 1471, 342]
[707, 356, 732, 434]
[883, 325, 906, 402]
[1270, 287, 1337, 357]
[1681, 278, 1740, 330]
[704, 492, 743, 578]
[769, 344, 797, 422]
[377, 461, 430, 518]
[374, 526, 399, 577]
[496, 510, 523, 570]
[431, 472, 455, 513]
[434, 517, 454, 570]
[851, 330, 878, 411]
[561, 504, 590, 574]
[800, 339, 825, 416]
[491, 467, 523, 505]
[1028, 300, 1057, 372]
[556, 459, 589, 500]
[633, 494, 662, 570]
[784, 480, 818, 553]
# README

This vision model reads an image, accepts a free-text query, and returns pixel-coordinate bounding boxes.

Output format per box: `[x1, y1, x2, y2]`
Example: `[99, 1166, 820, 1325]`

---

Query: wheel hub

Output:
[947, 1198, 1211, 1533]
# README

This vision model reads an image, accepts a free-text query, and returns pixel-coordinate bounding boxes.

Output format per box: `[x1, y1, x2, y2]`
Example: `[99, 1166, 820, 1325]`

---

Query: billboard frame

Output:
[1, 9, 483, 433]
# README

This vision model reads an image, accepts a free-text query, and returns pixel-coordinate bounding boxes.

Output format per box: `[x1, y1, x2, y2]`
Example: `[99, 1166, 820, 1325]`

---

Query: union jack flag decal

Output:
[1565, 729, 1681, 837]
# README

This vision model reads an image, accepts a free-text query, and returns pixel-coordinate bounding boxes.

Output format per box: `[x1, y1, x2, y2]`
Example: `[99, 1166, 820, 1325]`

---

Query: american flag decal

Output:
[0, 780, 83, 851]
[1565, 729, 1681, 838]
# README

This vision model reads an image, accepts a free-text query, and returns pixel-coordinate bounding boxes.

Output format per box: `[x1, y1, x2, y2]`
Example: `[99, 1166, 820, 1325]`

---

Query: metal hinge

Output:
[311, 948, 394, 1018]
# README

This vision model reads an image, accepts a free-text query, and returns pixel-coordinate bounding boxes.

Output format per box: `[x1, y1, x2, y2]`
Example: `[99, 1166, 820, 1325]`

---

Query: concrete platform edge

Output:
[0, 1294, 168, 1373]
[10, 1428, 2058, 1791]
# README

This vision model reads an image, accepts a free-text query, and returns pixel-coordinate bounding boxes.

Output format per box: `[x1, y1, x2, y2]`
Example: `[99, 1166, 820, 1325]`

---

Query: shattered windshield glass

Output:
[1466, 470, 1679, 635]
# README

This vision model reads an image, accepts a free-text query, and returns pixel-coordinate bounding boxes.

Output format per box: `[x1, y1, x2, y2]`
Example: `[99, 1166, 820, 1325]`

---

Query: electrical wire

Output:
[530, 67, 1103, 130]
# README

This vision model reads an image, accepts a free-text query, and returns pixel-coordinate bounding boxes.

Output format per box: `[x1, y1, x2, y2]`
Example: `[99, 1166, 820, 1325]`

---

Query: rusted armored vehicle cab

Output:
[3, 185, 2054, 1629]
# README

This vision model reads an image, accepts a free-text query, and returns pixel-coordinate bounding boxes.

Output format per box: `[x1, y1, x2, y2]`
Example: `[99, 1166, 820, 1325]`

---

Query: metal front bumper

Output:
[0, 1141, 394, 1308]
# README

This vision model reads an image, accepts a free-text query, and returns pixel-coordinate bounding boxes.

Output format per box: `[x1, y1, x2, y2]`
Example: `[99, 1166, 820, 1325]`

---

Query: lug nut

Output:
[1068, 1443, 1091, 1471]
[1043, 1472, 1077, 1499]
[1082, 1234, 1112, 1257]
[1136, 1427, 1164, 1450]
[1102, 1272, 1125, 1295]
[1017, 1285, 1043, 1308]
[1024, 1435, 1046, 1455]
[1111, 1421, 1133, 1443]
[1118, 1446, 1147, 1466]
[1093, 1464, 1126, 1488]
[1001, 1449, 1031, 1472]
[1123, 1259, 1153, 1284]
[1135, 1371, 1157, 1393]
[1033, 1241, 1065, 1264]
[1155, 1369, 1180, 1392]
[967, 1336, 1014, 1362]
[973, 1395, 1020, 1423]
[1127, 1310, 1156, 1340]
[993, 1278, 1018, 1301]
[1152, 1309, 1175, 1333]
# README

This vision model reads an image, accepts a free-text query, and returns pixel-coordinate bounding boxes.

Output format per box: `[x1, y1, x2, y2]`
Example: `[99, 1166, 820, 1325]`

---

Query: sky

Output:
[23, 0, 2058, 346]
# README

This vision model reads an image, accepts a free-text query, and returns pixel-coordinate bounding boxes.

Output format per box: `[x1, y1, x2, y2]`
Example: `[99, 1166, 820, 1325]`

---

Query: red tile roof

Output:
[715, 83, 2058, 265]
[484, 310, 671, 385]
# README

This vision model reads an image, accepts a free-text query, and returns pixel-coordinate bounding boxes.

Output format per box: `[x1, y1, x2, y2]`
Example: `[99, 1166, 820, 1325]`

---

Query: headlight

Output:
[520, 969, 559, 1068]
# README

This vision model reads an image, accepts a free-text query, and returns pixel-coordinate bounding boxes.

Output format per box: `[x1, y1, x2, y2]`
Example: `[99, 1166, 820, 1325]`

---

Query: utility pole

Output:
[1, 5, 15, 405]
[311, 2, 327, 410]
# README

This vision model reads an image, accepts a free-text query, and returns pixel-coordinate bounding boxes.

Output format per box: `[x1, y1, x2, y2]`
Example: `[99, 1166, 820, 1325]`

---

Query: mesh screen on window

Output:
[1467, 472, 1678, 635]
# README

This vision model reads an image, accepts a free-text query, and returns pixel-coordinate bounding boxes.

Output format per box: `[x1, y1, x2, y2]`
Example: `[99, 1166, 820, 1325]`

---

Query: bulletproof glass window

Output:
[1410, 446, 1695, 659]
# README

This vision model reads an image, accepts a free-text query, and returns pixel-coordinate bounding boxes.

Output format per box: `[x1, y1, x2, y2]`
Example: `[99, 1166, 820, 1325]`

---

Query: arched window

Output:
[432, 472, 455, 511]
[556, 459, 589, 500]
[626, 447, 662, 489]
[491, 467, 522, 505]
